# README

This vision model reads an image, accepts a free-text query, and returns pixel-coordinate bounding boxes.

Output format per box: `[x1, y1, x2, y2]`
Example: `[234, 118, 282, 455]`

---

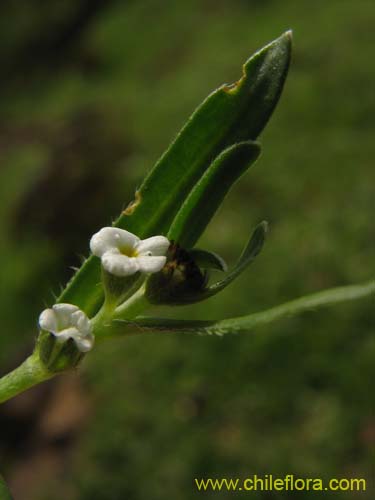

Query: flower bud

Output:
[145, 243, 208, 305]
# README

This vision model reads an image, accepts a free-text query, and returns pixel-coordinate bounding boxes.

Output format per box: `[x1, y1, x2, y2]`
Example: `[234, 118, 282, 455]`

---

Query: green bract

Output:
[58, 32, 292, 316]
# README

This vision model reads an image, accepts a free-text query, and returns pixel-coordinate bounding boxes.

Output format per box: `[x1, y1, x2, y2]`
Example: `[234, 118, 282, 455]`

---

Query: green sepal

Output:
[37, 331, 84, 373]
[189, 248, 227, 272]
[168, 141, 261, 247]
[101, 268, 142, 308]
[58, 32, 291, 315]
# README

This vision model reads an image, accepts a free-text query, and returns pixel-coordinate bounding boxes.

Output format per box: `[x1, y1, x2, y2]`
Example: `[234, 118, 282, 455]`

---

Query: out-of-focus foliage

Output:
[0, 1, 373, 499]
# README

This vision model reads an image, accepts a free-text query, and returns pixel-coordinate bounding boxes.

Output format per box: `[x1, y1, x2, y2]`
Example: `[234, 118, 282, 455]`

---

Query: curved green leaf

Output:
[188, 248, 227, 272]
[58, 32, 292, 315]
[203, 221, 268, 300]
[186, 221, 268, 303]
[168, 141, 261, 247]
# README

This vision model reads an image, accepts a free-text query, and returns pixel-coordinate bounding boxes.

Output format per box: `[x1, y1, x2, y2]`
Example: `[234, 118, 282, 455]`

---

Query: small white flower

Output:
[90, 227, 169, 278]
[39, 303, 94, 352]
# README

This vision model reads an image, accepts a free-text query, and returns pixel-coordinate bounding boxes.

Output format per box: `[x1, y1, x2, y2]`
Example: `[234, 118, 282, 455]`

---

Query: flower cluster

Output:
[38, 228, 170, 366]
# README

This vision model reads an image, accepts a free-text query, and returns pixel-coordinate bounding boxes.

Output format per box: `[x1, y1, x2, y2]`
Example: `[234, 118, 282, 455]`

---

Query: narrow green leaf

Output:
[58, 32, 292, 315]
[110, 280, 375, 337]
[203, 221, 268, 299]
[58, 256, 102, 315]
[168, 141, 261, 247]
[117, 31, 291, 238]
[173, 221, 267, 304]
[189, 248, 227, 272]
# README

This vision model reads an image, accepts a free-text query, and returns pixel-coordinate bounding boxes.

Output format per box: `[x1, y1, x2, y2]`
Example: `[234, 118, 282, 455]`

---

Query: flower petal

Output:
[71, 310, 92, 336]
[135, 236, 170, 256]
[53, 327, 79, 343]
[75, 334, 95, 352]
[52, 303, 79, 330]
[136, 255, 166, 273]
[90, 227, 139, 257]
[102, 251, 139, 277]
[39, 308, 58, 333]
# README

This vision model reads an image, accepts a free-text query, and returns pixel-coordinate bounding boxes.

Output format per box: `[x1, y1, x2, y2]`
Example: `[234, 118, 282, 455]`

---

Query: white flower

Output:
[39, 304, 94, 352]
[90, 227, 169, 278]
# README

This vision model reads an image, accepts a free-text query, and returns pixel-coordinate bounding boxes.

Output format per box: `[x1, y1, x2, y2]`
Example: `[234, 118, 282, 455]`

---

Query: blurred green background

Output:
[0, 0, 374, 498]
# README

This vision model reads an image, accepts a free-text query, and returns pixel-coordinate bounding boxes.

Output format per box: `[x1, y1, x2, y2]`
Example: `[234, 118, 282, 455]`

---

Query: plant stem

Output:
[109, 280, 375, 337]
[0, 286, 149, 403]
[91, 285, 149, 339]
[0, 279, 373, 403]
[0, 352, 53, 404]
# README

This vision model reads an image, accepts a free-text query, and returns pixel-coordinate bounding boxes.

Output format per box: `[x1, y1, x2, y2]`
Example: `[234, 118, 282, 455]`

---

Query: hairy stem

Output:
[0, 287, 148, 404]
[0, 352, 53, 404]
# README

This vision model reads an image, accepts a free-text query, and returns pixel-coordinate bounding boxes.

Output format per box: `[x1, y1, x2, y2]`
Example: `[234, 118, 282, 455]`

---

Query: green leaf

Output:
[58, 256, 103, 315]
[203, 221, 268, 300]
[110, 280, 375, 337]
[117, 32, 291, 237]
[168, 141, 261, 247]
[176, 221, 267, 304]
[189, 248, 227, 272]
[58, 32, 292, 315]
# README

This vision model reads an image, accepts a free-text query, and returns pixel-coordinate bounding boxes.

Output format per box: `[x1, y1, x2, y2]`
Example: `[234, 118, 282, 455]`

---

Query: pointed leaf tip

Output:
[285, 29, 293, 39]
[202, 220, 268, 299]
